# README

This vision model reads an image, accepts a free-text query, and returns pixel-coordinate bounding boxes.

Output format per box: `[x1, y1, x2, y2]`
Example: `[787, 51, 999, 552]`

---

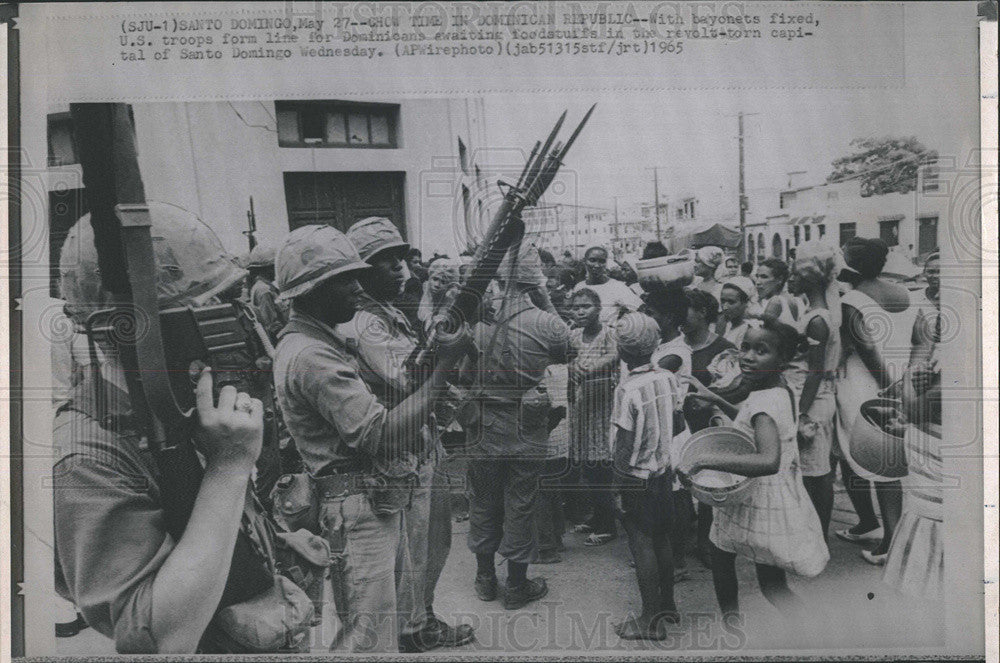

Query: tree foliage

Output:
[827, 136, 937, 197]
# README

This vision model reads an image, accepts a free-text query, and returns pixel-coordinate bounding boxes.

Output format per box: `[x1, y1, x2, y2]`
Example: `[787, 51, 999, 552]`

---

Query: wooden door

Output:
[283, 171, 406, 237]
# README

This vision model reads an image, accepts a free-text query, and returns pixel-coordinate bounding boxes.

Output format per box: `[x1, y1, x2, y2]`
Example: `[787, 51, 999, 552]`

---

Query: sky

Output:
[480, 83, 977, 224]
[478, 4, 980, 224]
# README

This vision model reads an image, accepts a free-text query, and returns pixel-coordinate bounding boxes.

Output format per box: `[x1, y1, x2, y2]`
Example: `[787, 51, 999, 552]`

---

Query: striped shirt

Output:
[610, 364, 681, 479]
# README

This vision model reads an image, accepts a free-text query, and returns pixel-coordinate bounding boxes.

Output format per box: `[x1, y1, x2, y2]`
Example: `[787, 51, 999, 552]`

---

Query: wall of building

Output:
[123, 99, 485, 257]
[745, 177, 947, 264]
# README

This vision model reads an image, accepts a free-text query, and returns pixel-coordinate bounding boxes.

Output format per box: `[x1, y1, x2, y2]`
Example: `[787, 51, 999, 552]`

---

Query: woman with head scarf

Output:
[833, 237, 922, 565]
[692, 246, 725, 301]
[717, 276, 756, 349]
[418, 258, 461, 334]
[785, 243, 843, 539]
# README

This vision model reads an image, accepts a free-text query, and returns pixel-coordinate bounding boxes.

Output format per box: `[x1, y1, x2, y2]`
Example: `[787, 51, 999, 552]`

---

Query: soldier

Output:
[465, 243, 571, 610]
[272, 225, 471, 653]
[53, 204, 310, 653]
[246, 244, 288, 344]
[336, 216, 475, 652]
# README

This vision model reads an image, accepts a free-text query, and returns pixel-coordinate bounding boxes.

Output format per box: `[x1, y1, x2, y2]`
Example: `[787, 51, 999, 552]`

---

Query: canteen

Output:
[848, 398, 908, 480]
[678, 426, 758, 506]
[636, 255, 695, 290]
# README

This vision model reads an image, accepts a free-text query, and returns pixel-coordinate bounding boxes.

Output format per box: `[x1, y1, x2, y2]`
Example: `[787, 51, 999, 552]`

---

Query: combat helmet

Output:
[59, 200, 247, 324]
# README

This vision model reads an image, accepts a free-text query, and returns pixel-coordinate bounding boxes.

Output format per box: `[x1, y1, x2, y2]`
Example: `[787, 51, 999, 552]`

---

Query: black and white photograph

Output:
[4, 1, 995, 659]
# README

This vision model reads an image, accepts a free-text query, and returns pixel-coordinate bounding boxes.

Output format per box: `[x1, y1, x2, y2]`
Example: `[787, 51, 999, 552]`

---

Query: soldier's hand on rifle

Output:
[194, 367, 263, 469]
[432, 315, 473, 366]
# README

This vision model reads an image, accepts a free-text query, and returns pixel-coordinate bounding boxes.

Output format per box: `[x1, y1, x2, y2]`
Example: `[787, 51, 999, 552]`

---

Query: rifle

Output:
[69, 104, 272, 610]
[410, 104, 596, 373]
[244, 196, 258, 252]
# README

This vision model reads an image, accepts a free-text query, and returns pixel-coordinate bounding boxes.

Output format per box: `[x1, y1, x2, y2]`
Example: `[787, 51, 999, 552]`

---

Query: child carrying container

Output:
[680, 319, 829, 620]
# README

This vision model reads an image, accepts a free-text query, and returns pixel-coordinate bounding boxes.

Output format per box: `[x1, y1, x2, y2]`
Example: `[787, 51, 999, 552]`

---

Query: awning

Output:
[878, 214, 905, 222]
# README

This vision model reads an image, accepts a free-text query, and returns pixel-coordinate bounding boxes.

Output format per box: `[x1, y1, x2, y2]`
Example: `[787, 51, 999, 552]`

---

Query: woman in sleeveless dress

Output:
[785, 244, 842, 539]
[833, 238, 922, 564]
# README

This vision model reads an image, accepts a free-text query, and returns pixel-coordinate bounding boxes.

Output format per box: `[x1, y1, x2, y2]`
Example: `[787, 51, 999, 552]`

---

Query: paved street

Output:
[56, 460, 944, 656]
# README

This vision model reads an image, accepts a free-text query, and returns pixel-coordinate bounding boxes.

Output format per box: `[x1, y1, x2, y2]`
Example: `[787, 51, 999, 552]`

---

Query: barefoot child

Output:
[610, 313, 684, 640]
[681, 320, 829, 620]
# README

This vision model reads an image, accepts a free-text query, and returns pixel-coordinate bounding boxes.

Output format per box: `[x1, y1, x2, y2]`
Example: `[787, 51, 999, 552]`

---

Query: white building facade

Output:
[47, 99, 490, 284]
[744, 169, 945, 266]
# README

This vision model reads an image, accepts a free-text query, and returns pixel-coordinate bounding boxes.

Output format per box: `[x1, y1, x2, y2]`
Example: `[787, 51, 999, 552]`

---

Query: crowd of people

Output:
[49, 206, 944, 653]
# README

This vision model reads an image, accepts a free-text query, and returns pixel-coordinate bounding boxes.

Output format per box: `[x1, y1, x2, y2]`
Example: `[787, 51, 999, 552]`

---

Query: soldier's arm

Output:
[54, 371, 263, 654]
[150, 373, 264, 653]
[293, 330, 469, 459]
[382, 324, 472, 454]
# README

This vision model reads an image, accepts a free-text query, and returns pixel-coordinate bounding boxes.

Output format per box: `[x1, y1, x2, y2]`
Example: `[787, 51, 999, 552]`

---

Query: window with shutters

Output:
[276, 101, 399, 148]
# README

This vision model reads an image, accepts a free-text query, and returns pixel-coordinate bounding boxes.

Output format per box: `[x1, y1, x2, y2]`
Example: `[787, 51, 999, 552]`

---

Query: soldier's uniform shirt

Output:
[51, 405, 280, 653]
[470, 292, 571, 458]
[273, 311, 388, 475]
[53, 408, 172, 653]
[466, 292, 570, 564]
[335, 293, 419, 408]
[249, 278, 288, 341]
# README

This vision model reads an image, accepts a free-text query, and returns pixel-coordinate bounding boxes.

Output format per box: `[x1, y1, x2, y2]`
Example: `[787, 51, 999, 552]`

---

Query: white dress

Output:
[882, 423, 943, 597]
[710, 387, 830, 577]
[835, 289, 919, 481]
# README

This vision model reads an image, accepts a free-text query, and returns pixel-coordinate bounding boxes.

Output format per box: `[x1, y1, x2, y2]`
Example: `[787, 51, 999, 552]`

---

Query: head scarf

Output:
[614, 313, 661, 358]
[695, 246, 725, 270]
[427, 258, 461, 282]
[794, 242, 843, 330]
[721, 276, 756, 302]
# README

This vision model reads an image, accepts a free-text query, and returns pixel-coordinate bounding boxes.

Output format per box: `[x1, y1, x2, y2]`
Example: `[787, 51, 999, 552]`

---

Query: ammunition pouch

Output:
[361, 473, 417, 516]
[212, 575, 314, 653]
[271, 473, 320, 534]
[274, 529, 331, 627]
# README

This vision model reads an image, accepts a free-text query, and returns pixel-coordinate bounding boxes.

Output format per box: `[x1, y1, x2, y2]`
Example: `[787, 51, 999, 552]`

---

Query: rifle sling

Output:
[117, 206, 272, 608]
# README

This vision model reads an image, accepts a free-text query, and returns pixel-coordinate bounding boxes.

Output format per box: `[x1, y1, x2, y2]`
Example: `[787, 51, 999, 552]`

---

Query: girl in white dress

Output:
[681, 320, 829, 619]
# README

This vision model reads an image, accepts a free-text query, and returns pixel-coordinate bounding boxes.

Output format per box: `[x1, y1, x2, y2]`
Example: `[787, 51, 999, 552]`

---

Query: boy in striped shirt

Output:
[610, 313, 684, 640]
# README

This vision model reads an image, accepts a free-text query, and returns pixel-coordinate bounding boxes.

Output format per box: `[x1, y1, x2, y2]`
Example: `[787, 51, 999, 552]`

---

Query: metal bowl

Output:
[678, 426, 758, 507]
[848, 398, 908, 480]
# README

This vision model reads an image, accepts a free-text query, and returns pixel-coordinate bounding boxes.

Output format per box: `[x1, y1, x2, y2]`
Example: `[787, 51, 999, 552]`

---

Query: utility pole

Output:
[644, 166, 663, 241]
[736, 111, 759, 262]
[612, 196, 621, 251]
[738, 112, 746, 262]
